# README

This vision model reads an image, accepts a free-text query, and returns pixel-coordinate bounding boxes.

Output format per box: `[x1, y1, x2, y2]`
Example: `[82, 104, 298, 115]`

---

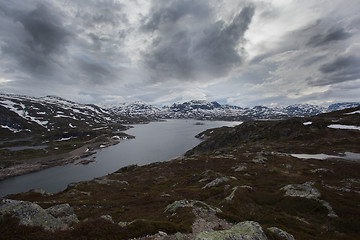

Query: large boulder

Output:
[0, 198, 66, 231]
[0, 199, 79, 231]
[280, 182, 320, 199]
[195, 221, 268, 240]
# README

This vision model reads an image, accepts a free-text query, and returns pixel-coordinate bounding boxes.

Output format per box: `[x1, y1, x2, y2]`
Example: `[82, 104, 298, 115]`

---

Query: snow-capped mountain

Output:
[2, 93, 359, 137]
[107, 100, 359, 120]
[327, 102, 360, 112]
[0, 94, 129, 137]
[107, 102, 162, 119]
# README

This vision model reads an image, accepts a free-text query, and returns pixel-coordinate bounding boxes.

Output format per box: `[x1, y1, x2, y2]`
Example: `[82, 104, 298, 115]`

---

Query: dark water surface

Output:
[0, 119, 241, 197]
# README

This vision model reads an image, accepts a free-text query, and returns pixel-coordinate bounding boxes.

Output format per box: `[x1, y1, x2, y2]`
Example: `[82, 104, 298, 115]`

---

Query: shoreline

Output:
[0, 137, 124, 181]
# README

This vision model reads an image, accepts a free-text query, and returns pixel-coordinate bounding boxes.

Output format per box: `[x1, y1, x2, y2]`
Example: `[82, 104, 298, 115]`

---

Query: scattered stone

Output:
[164, 199, 222, 214]
[0, 198, 66, 231]
[318, 200, 338, 218]
[235, 166, 247, 172]
[195, 221, 268, 240]
[202, 177, 229, 189]
[225, 187, 238, 201]
[158, 231, 167, 236]
[174, 232, 185, 240]
[118, 221, 134, 227]
[252, 152, 268, 164]
[310, 168, 334, 174]
[268, 227, 295, 240]
[94, 177, 128, 185]
[100, 215, 114, 224]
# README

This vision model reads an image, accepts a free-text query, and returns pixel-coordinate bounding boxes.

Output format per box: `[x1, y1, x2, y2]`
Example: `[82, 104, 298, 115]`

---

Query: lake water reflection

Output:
[0, 119, 241, 197]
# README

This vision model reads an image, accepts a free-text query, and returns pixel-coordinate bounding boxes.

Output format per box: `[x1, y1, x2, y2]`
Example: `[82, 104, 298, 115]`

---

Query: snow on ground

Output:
[345, 110, 360, 115]
[0, 100, 48, 128]
[0, 125, 22, 133]
[56, 137, 77, 141]
[303, 121, 312, 126]
[292, 152, 360, 161]
[328, 124, 360, 131]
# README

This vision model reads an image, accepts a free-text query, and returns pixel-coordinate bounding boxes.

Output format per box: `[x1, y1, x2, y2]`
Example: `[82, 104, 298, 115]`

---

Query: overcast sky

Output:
[0, 0, 359, 107]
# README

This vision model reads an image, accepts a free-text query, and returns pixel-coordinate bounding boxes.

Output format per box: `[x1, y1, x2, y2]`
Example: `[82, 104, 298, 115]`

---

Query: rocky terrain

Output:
[1, 106, 359, 239]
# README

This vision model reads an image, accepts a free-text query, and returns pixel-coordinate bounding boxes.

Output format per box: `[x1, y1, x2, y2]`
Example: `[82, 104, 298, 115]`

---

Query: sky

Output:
[0, 0, 359, 107]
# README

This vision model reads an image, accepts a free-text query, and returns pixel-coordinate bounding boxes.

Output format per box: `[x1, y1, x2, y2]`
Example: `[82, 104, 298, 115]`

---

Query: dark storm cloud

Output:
[143, 2, 255, 81]
[0, 3, 71, 77]
[19, 4, 70, 55]
[314, 55, 360, 85]
[306, 27, 352, 47]
[76, 57, 115, 85]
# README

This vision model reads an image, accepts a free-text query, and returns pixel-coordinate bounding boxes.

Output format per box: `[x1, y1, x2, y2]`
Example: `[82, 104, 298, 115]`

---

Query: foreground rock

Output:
[195, 221, 268, 240]
[0, 198, 78, 231]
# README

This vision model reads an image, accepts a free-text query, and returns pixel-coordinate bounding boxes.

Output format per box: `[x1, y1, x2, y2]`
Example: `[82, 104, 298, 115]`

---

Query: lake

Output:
[0, 119, 241, 197]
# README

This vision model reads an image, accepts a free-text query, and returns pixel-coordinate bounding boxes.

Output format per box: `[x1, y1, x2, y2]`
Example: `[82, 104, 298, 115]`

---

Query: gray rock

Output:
[29, 188, 52, 196]
[195, 221, 268, 240]
[268, 227, 295, 240]
[281, 182, 321, 199]
[100, 215, 114, 224]
[46, 203, 79, 225]
[94, 177, 127, 185]
[235, 166, 247, 172]
[0, 198, 66, 231]
[174, 232, 185, 240]
[252, 153, 267, 164]
[202, 177, 229, 189]
[118, 221, 133, 227]
[225, 187, 239, 201]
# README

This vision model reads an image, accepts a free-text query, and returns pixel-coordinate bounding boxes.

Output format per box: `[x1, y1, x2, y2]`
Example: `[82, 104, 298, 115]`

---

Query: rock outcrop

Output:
[0, 198, 78, 231]
[45, 203, 79, 226]
[195, 221, 268, 240]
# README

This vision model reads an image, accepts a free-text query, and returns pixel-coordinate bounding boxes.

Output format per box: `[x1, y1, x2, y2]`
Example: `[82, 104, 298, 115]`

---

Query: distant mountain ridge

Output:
[107, 100, 359, 120]
[1, 93, 359, 134]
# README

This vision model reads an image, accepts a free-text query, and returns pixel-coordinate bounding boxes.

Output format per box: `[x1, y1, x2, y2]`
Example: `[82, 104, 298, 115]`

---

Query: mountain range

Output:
[107, 100, 360, 120]
[1, 94, 359, 137]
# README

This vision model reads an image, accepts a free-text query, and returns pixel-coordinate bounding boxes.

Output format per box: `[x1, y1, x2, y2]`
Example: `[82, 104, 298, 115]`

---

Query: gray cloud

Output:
[143, 1, 255, 81]
[142, 0, 211, 32]
[315, 55, 360, 85]
[0, 3, 70, 78]
[0, 0, 359, 107]
[306, 27, 352, 47]
[19, 4, 70, 55]
[76, 57, 115, 85]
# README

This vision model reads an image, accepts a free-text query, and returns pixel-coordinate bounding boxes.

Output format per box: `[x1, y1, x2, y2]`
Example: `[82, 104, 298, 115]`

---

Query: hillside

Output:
[0, 94, 139, 179]
[1, 106, 359, 239]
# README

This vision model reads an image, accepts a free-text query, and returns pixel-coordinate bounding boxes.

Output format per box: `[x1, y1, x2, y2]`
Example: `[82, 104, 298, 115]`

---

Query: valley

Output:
[1, 95, 359, 239]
